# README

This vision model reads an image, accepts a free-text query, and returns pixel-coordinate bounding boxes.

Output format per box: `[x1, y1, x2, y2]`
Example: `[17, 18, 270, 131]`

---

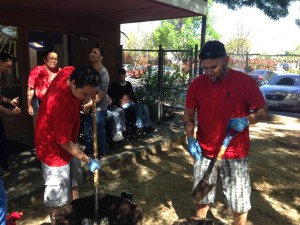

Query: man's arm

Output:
[246, 105, 269, 125]
[0, 95, 19, 107]
[0, 105, 21, 116]
[60, 141, 100, 172]
[60, 141, 90, 164]
[95, 90, 106, 103]
[82, 91, 106, 114]
[129, 82, 137, 102]
[27, 87, 35, 116]
[183, 108, 196, 138]
[183, 107, 202, 160]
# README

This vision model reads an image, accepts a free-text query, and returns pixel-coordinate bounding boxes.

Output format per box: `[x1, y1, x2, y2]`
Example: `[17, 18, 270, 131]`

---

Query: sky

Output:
[121, 1, 300, 54]
[210, 2, 300, 54]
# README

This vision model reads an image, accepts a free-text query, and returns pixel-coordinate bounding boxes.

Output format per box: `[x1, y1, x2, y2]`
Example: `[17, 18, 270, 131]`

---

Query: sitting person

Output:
[108, 68, 155, 136]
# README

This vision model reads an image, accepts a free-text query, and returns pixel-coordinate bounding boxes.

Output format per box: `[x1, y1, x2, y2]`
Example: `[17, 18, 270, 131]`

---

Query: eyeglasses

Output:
[199, 52, 226, 59]
[47, 57, 58, 61]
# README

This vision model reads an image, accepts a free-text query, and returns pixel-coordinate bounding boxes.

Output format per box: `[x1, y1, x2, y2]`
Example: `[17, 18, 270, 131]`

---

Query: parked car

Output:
[248, 69, 276, 82]
[149, 65, 175, 76]
[232, 68, 246, 73]
[122, 64, 135, 71]
[260, 74, 300, 112]
[249, 74, 268, 87]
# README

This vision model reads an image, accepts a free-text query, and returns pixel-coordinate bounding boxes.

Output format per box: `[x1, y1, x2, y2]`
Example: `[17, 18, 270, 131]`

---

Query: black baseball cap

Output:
[199, 40, 226, 59]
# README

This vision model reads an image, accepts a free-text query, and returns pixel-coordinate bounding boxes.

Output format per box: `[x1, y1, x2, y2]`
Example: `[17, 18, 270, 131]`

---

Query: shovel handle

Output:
[216, 120, 238, 160]
[92, 96, 100, 223]
[216, 145, 227, 161]
[92, 97, 99, 186]
[92, 96, 98, 161]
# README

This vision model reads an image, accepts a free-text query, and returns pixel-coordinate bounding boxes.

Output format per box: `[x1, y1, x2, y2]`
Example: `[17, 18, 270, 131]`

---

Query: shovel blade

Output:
[192, 159, 221, 202]
[192, 179, 215, 202]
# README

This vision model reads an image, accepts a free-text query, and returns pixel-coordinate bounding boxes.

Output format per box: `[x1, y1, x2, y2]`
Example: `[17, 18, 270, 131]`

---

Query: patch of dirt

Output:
[17, 118, 300, 225]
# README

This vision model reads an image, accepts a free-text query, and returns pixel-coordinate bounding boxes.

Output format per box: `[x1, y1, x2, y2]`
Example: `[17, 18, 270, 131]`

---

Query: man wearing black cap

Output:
[184, 40, 269, 225]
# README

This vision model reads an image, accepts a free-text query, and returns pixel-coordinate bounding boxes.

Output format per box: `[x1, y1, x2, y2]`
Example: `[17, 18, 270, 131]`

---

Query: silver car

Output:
[248, 69, 276, 82]
[260, 74, 300, 112]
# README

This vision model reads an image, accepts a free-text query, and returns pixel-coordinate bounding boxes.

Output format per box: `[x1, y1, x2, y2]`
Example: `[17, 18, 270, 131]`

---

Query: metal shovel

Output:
[92, 96, 100, 224]
[192, 123, 237, 202]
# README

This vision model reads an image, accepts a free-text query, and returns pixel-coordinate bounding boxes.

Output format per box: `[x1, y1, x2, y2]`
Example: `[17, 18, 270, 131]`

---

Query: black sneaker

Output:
[135, 128, 146, 135]
[0, 167, 10, 178]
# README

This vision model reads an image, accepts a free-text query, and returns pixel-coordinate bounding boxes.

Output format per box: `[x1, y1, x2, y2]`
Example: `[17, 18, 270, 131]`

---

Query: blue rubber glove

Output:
[229, 117, 249, 132]
[88, 158, 101, 172]
[187, 137, 201, 160]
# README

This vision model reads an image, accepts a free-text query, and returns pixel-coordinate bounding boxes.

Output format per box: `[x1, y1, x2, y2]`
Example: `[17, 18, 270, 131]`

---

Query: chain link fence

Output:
[229, 53, 300, 112]
[121, 45, 200, 126]
[121, 48, 300, 126]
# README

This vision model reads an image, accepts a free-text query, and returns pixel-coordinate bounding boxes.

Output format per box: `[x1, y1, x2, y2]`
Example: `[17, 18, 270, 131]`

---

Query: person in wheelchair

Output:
[108, 68, 155, 137]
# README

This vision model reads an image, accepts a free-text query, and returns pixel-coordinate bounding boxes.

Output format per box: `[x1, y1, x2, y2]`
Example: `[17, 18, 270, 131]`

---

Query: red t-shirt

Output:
[27, 65, 60, 100]
[185, 69, 266, 159]
[35, 66, 81, 166]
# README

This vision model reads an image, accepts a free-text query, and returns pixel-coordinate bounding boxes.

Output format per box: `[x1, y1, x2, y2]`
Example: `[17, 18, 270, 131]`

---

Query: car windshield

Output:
[249, 70, 265, 75]
[268, 76, 300, 86]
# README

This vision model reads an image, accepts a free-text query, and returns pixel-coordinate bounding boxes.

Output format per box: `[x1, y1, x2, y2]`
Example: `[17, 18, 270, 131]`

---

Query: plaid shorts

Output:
[193, 155, 251, 213]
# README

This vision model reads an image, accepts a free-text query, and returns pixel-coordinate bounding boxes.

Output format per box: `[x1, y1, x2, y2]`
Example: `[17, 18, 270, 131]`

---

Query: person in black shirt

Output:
[108, 68, 155, 136]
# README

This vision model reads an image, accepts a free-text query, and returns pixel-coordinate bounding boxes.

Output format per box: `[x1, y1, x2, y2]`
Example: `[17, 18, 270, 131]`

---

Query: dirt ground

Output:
[17, 117, 300, 225]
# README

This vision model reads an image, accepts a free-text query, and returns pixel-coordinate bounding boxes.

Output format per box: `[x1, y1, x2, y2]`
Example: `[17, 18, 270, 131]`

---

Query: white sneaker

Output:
[112, 131, 124, 142]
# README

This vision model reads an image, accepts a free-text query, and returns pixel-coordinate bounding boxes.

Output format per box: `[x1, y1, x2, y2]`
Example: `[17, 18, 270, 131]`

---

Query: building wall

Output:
[0, 8, 121, 137]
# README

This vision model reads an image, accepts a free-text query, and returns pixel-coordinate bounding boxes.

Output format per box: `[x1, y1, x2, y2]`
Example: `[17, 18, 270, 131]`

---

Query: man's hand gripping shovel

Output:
[192, 119, 240, 202]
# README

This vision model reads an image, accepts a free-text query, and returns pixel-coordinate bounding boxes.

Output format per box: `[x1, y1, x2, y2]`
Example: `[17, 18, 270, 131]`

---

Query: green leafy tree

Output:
[226, 38, 251, 54]
[152, 0, 219, 50]
[296, 6, 300, 29]
[215, 0, 296, 20]
[296, 18, 300, 28]
[295, 44, 300, 54]
[225, 22, 251, 54]
[122, 30, 157, 69]
[0, 26, 17, 38]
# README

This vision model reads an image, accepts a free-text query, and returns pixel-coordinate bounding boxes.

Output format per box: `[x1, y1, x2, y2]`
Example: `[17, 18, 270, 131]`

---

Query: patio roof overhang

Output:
[0, 0, 207, 24]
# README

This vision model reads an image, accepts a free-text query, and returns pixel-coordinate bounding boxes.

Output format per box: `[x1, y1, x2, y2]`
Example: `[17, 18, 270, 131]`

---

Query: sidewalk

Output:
[3, 123, 186, 211]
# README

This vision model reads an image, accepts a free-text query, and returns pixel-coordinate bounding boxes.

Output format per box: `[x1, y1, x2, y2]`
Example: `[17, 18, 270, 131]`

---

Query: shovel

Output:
[192, 121, 237, 202]
[92, 96, 100, 224]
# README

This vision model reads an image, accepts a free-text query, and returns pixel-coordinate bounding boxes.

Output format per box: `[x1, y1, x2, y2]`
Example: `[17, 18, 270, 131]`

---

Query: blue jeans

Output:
[83, 110, 107, 157]
[0, 118, 8, 166]
[107, 106, 126, 137]
[0, 179, 6, 225]
[135, 104, 152, 128]
[122, 102, 152, 129]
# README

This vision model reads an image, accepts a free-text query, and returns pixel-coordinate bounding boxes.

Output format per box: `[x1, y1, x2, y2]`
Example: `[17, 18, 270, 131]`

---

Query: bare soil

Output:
[17, 117, 300, 225]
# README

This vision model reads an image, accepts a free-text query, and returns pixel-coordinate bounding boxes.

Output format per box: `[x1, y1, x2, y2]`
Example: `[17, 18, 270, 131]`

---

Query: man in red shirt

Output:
[35, 65, 101, 223]
[27, 49, 60, 124]
[184, 41, 269, 225]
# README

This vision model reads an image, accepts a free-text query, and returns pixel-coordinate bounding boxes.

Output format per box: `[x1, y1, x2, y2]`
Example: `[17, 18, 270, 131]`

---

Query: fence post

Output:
[194, 44, 199, 79]
[119, 45, 124, 68]
[157, 45, 163, 124]
[246, 52, 249, 72]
